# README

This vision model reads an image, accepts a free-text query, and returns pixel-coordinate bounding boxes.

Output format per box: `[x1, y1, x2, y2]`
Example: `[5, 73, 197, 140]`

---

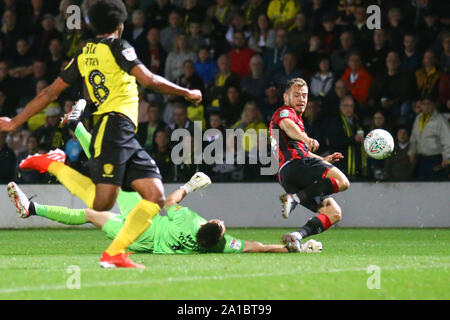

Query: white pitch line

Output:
[0, 264, 448, 294]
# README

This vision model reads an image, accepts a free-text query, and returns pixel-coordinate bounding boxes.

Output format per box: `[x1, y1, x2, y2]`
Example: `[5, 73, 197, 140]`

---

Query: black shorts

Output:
[279, 157, 335, 211]
[89, 112, 162, 191]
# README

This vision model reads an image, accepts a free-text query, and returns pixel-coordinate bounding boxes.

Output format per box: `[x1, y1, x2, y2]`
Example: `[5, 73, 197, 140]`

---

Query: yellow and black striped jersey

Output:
[60, 37, 142, 127]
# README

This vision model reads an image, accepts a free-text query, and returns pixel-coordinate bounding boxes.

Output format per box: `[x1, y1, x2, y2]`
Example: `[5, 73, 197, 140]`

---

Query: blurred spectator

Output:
[225, 10, 251, 45]
[6, 125, 30, 157]
[219, 85, 248, 127]
[33, 106, 65, 150]
[385, 7, 409, 52]
[137, 88, 150, 125]
[168, 104, 196, 136]
[64, 129, 83, 168]
[46, 38, 65, 80]
[232, 101, 267, 153]
[123, 9, 148, 58]
[242, 0, 269, 29]
[415, 50, 441, 100]
[25, 0, 45, 34]
[138, 101, 167, 153]
[54, 0, 72, 33]
[400, 33, 421, 75]
[1, 9, 28, 54]
[384, 127, 414, 181]
[241, 54, 268, 101]
[341, 51, 373, 106]
[263, 27, 290, 73]
[417, 9, 441, 54]
[326, 95, 365, 179]
[26, 79, 56, 131]
[164, 33, 197, 82]
[0, 89, 16, 118]
[160, 10, 184, 53]
[0, 131, 16, 183]
[439, 33, 450, 72]
[206, 54, 240, 107]
[324, 79, 349, 115]
[16, 134, 46, 183]
[215, 0, 238, 27]
[248, 13, 276, 53]
[33, 14, 62, 60]
[266, 0, 300, 29]
[273, 52, 302, 90]
[0, 61, 18, 107]
[141, 28, 166, 75]
[182, 0, 204, 26]
[330, 31, 355, 77]
[9, 38, 33, 78]
[439, 72, 450, 113]
[150, 129, 175, 182]
[176, 60, 205, 93]
[303, 98, 327, 154]
[368, 51, 416, 123]
[146, 0, 174, 30]
[301, 34, 324, 77]
[259, 80, 282, 124]
[316, 12, 340, 54]
[227, 30, 255, 77]
[288, 12, 311, 57]
[348, 4, 371, 49]
[194, 47, 218, 86]
[365, 29, 392, 76]
[187, 20, 208, 52]
[409, 98, 450, 180]
[19, 60, 49, 105]
[310, 56, 334, 99]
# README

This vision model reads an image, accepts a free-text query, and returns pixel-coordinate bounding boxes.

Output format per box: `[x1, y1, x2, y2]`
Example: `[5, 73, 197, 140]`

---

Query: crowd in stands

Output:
[0, 0, 449, 184]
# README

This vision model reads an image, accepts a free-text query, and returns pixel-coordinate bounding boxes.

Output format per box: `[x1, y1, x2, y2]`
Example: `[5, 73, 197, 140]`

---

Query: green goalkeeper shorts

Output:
[101, 214, 157, 253]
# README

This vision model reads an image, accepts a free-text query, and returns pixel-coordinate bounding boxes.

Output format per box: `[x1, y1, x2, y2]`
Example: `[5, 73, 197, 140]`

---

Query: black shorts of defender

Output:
[89, 112, 162, 191]
[279, 157, 335, 212]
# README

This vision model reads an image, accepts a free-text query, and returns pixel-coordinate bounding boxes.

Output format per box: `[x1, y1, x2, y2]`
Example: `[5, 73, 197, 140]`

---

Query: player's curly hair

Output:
[88, 0, 128, 35]
[196, 222, 223, 248]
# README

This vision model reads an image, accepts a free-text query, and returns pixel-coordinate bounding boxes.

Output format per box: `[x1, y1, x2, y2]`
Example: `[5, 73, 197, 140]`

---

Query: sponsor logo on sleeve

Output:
[122, 47, 137, 61]
[280, 110, 289, 118]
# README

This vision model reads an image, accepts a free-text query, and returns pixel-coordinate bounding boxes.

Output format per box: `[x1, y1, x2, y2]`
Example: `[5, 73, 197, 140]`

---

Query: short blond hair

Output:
[285, 78, 308, 93]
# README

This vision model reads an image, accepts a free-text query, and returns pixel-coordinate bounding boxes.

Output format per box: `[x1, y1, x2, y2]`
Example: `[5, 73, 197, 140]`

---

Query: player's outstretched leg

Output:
[20, 150, 97, 208]
[282, 198, 342, 248]
[7, 182, 87, 224]
[281, 167, 350, 219]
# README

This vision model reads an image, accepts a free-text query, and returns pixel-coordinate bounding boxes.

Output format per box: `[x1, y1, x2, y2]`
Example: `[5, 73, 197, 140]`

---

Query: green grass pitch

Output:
[0, 228, 449, 300]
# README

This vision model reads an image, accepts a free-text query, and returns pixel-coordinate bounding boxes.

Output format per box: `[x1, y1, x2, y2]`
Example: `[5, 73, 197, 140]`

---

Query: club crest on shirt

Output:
[280, 110, 289, 118]
[229, 239, 241, 250]
[122, 47, 137, 61]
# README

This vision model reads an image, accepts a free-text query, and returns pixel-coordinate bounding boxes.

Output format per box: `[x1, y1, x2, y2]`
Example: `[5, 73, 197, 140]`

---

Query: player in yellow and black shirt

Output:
[0, 0, 202, 269]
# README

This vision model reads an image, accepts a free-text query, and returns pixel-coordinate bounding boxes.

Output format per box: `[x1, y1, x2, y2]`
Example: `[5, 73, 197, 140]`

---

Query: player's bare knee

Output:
[339, 177, 350, 191]
[93, 200, 114, 211]
[332, 206, 342, 222]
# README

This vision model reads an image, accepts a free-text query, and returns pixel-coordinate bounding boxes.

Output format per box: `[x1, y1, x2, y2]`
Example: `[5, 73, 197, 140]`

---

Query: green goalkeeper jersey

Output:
[102, 205, 245, 254]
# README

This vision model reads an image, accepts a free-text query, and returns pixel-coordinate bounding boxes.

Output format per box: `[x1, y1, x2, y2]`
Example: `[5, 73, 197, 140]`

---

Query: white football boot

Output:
[7, 182, 32, 218]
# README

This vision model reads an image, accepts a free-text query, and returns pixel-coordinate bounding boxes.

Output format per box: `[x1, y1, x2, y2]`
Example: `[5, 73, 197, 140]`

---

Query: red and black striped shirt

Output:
[269, 105, 309, 171]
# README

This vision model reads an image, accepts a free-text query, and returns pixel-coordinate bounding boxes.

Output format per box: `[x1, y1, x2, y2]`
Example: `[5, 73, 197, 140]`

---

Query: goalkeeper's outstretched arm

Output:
[242, 241, 288, 253]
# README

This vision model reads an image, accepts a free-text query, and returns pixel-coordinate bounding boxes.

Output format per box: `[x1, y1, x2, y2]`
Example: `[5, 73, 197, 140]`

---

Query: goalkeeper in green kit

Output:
[8, 100, 322, 257]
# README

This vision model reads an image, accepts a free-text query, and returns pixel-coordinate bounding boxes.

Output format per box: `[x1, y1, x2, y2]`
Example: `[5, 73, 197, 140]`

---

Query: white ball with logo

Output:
[364, 129, 395, 160]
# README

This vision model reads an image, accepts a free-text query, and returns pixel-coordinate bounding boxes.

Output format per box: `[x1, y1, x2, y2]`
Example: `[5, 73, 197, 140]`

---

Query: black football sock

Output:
[297, 214, 332, 239]
[28, 201, 36, 216]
